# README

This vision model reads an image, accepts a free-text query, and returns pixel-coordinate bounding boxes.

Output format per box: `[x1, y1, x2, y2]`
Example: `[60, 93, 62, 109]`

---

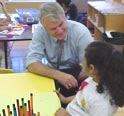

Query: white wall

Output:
[72, 0, 88, 13]
[72, 0, 105, 13]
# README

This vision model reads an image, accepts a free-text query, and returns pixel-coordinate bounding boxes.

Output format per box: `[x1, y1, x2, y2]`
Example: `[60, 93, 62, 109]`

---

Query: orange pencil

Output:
[30, 93, 33, 116]
[27, 100, 31, 116]
[20, 106, 22, 116]
[37, 112, 40, 116]
[24, 103, 28, 116]
[7, 105, 11, 116]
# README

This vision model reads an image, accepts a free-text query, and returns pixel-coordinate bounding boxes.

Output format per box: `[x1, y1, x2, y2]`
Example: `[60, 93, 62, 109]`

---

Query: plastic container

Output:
[16, 8, 39, 25]
[103, 31, 124, 53]
[103, 32, 124, 45]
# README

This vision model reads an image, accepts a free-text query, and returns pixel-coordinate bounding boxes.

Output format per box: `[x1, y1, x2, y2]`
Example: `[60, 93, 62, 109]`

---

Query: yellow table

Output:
[0, 72, 55, 95]
[0, 72, 61, 116]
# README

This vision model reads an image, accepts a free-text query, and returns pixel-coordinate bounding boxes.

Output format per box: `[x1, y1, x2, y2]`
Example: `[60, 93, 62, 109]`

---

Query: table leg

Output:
[3, 41, 8, 68]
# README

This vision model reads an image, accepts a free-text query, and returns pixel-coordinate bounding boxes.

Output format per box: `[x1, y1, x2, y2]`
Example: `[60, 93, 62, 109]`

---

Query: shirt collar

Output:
[53, 34, 68, 43]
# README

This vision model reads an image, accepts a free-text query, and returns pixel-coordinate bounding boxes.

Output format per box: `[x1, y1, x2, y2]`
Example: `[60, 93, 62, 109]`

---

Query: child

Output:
[55, 41, 124, 116]
[56, 0, 78, 21]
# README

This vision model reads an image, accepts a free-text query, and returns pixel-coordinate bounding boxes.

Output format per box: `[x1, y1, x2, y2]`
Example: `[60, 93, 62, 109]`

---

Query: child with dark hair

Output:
[56, 0, 78, 20]
[55, 41, 124, 116]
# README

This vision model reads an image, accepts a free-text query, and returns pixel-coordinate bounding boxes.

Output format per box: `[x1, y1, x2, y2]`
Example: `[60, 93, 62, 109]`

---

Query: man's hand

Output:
[57, 72, 78, 89]
[27, 62, 78, 89]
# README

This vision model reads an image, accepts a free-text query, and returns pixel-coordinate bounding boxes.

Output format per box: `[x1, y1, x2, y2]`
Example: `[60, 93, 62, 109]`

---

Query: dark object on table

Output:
[103, 32, 124, 45]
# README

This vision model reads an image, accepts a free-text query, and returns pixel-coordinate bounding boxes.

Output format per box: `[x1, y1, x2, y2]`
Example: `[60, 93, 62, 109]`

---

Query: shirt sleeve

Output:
[25, 25, 46, 68]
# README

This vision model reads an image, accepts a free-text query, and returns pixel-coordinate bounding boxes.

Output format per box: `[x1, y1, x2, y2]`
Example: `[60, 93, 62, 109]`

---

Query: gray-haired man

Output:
[25, 2, 93, 107]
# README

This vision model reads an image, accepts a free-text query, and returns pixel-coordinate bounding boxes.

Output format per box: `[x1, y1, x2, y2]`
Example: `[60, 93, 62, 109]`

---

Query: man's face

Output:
[43, 14, 67, 41]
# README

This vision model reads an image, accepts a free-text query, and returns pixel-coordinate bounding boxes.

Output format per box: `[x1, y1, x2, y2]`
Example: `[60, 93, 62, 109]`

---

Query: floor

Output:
[0, 40, 47, 73]
[9, 41, 30, 73]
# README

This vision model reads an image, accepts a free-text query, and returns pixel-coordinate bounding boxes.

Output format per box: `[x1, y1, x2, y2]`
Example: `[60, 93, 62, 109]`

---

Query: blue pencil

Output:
[13, 104, 17, 116]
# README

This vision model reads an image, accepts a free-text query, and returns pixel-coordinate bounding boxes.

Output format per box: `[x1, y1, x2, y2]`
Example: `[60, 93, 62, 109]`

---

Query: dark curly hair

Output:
[85, 41, 124, 107]
[56, 0, 78, 20]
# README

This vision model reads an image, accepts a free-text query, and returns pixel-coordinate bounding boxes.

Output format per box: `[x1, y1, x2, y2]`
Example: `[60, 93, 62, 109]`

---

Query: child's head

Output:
[56, 0, 71, 9]
[84, 41, 124, 107]
[56, 0, 78, 20]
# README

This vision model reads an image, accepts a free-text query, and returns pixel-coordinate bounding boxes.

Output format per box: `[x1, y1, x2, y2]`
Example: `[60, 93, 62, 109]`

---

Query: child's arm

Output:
[0, 1, 11, 22]
[65, 95, 75, 104]
[0, 20, 10, 27]
[0, 25, 8, 31]
[55, 107, 71, 116]
[54, 88, 75, 104]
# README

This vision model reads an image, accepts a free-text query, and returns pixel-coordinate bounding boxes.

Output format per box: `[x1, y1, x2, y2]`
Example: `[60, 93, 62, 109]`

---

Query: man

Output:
[25, 2, 93, 105]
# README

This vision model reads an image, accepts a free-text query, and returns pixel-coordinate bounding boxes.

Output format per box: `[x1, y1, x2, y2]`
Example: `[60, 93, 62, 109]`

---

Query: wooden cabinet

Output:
[87, 1, 124, 40]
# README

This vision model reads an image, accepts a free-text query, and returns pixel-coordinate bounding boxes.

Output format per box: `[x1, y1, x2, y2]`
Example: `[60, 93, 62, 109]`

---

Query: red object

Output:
[78, 81, 88, 92]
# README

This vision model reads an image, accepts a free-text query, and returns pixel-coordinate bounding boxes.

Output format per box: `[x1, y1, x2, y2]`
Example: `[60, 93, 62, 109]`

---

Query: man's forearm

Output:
[27, 62, 79, 89]
[27, 61, 62, 80]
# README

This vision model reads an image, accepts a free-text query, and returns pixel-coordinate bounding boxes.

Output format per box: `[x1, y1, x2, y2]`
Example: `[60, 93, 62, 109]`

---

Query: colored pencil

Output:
[16, 99, 21, 116]
[13, 104, 17, 116]
[30, 93, 33, 116]
[7, 105, 10, 116]
[2, 109, 6, 116]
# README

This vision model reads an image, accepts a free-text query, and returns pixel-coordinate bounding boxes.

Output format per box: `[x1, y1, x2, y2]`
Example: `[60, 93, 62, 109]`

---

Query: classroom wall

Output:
[72, 0, 88, 13]
[0, 0, 55, 13]
[72, 0, 105, 13]
[0, 0, 106, 13]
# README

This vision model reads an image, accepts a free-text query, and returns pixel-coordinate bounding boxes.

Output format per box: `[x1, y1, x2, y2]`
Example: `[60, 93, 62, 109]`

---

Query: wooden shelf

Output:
[87, 1, 124, 40]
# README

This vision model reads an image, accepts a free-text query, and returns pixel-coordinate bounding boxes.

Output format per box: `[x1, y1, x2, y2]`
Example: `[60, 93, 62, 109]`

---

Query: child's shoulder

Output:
[78, 77, 96, 92]
[84, 77, 97, 91]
